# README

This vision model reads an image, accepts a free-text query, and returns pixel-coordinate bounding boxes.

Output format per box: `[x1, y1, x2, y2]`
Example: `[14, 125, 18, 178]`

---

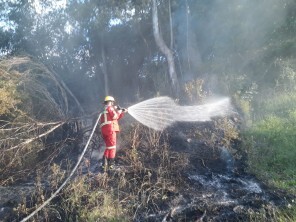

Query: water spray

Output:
[127, 96, 233, 131]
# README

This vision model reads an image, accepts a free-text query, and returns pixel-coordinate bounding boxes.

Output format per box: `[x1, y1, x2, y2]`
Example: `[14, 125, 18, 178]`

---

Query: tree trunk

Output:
[186, 0, 191, 72]
[152, 0, 179, 97]
[169, 0, 173, 50]
[101, 35, 109, 96]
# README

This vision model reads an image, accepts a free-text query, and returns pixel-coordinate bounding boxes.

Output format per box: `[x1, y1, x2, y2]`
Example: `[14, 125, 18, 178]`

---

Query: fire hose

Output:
[20, 113, 102, 222]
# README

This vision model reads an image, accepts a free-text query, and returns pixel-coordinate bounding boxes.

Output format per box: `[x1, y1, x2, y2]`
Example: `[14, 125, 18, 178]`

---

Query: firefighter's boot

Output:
[109, 159, 115, 170]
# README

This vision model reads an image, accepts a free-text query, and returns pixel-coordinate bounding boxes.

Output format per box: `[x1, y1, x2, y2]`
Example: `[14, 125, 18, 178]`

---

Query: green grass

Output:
[254, 92, 296, 119]
[245, 111, 296, 194]
[243, 92, 296, 220]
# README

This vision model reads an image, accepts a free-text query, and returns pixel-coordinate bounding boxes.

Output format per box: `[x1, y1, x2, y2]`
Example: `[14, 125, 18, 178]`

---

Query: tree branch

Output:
[4, 122, 65, 152]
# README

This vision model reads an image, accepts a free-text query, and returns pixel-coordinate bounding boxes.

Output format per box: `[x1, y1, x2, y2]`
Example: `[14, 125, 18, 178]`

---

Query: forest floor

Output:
[128, 122, 295, 221]
[0, 120, 295, 221]
[86, 121, 296, 221]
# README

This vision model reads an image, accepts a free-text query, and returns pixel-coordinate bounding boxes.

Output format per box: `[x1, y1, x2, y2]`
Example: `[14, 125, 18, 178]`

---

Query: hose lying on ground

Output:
[21, 114, 101, 222]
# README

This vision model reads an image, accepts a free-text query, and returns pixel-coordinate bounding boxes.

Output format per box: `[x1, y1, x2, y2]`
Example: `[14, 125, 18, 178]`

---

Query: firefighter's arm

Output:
[118, 111, 125, 120]
[107, 106, 121, 120]
[109, 106, 127, 120]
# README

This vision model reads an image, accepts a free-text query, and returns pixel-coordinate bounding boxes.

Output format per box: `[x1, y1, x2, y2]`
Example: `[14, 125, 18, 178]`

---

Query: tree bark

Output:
[101, 35, 109, 96]
[169, 0, 173, 50]
[152, 0, 179, 96]
[186, 0, 191, 72]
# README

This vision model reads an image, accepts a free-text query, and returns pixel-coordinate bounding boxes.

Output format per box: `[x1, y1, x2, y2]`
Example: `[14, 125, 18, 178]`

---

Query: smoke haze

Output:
[174, 0, 289, 92]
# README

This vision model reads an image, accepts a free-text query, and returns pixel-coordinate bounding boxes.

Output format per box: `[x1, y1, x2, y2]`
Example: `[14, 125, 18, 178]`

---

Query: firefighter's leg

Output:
[108, 132, 117, 169]
[102, 132, 116, 170]
[101, 134, 110, 172]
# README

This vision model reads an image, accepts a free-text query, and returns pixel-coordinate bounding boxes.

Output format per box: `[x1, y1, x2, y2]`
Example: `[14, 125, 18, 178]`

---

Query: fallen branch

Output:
[4, 122, 65, 152]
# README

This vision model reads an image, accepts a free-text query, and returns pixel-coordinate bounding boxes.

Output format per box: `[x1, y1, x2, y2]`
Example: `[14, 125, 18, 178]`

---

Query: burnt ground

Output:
[140, 121, 295, 222]
[1, 120, 295, 222]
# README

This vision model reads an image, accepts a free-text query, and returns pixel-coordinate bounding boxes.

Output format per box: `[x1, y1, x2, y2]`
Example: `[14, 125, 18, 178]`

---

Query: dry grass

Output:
[13, 123, 189, 221]
[0, 57, 85, 185]
[115, 124, 189, 219]
[184, 79, 208, 104]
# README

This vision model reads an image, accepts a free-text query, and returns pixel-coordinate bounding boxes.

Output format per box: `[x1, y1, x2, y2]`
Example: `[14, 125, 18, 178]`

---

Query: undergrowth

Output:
[15, 123, 188, 221]
[11, 85, 296, 221]
[244, 94, 296, 194]
[242, 91, 296, 221]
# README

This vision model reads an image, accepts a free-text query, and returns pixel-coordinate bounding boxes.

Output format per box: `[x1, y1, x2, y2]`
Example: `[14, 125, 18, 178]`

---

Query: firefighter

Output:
[99, 96, 127, 171]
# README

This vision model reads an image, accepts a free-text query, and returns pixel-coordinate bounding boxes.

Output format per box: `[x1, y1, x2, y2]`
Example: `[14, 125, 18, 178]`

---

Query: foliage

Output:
[233, 94, 252, 127]
[2, 0, 295, 101]
[0, 77, 20, 116]
[243, 93, 296, 194]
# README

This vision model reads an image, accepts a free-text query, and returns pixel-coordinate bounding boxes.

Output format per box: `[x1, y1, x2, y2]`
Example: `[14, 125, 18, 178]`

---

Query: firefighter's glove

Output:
[116, 105, 122, 110]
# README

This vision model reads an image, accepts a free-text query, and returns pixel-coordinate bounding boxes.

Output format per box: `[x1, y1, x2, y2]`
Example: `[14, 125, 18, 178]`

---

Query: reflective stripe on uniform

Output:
[100, 110, 112, 128]
[100, 121, 112, 127]
[106, 145, 116, 149]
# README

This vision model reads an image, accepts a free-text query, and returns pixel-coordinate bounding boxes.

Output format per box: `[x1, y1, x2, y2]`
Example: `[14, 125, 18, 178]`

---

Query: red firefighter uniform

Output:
[99, 105, 124, 159]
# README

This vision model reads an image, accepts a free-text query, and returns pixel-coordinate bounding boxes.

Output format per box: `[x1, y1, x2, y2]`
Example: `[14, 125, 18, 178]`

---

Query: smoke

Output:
[173, 0, 289, 88]
[206, 0, 288, 48]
